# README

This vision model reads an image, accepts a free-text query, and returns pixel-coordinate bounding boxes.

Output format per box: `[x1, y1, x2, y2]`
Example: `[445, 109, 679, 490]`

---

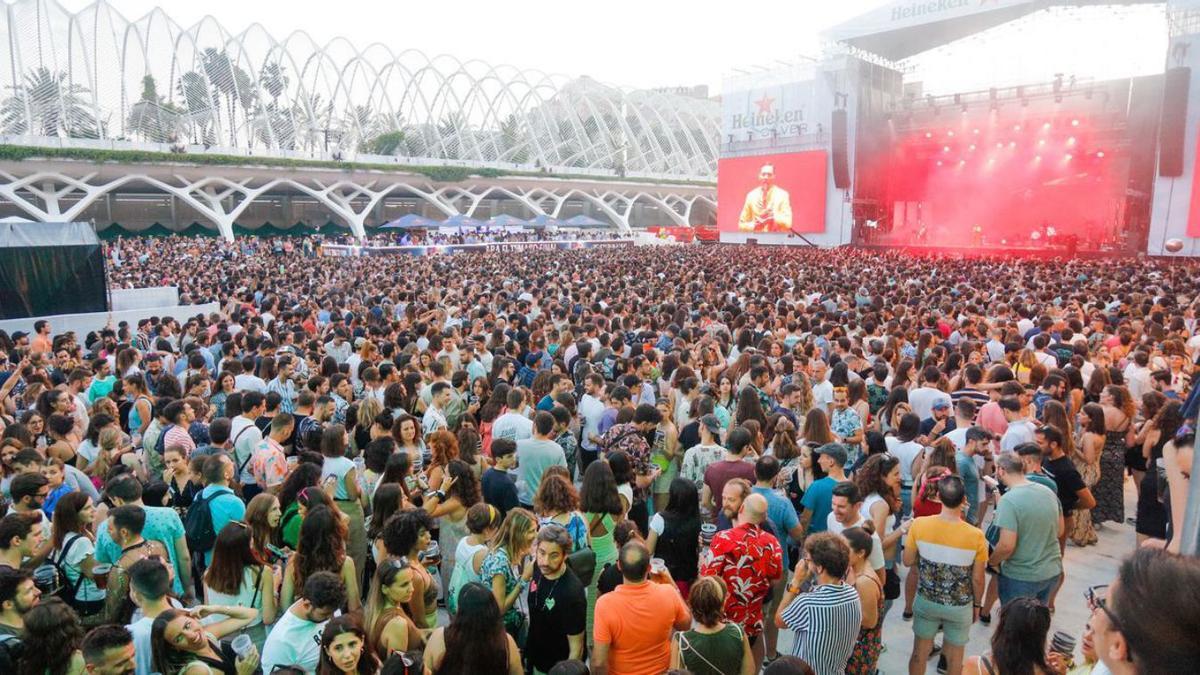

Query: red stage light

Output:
[996, 142, 1004, 149]
[969, 144, 976, 151]
[958, 159, 966, 166]
[1096, 151, 1105, 158]
[1067, 137, 1076, 146]
[973, 128, 980, 134]
[1038, 139, 1046, 146]
[1009, 141, 1016, 148]
[925, 132, 933, 138]
[1013, 125, 1022, 131]
[1071, 119, 1079, 126]
[1035, 155, 1042, 161]
[943, 146, 951, 152]
[937, 160, 944, 166]
[948, 131, 955, 137]
[1042, 122, 1051, 130]
[1065, 154, 1073, 161]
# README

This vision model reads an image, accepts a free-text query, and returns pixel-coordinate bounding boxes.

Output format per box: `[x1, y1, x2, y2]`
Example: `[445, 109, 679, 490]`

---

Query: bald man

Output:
[701, 491, 784, 667]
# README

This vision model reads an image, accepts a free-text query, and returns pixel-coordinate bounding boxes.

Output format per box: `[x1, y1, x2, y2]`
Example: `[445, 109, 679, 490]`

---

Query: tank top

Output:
[679, 623, 745, 675]
[322, 456, 355, 500]
[448, 539, 488, 614]
[204, 567, 264, 627]
[859, 493, 894, 539]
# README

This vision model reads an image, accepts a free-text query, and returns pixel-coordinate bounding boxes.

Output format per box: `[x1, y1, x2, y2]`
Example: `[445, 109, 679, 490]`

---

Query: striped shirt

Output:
[950, 387, 990, 412]
[780, 582, 861, 675]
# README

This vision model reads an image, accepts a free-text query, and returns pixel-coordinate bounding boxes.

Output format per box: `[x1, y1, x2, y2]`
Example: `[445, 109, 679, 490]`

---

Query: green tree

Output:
[127, 74, 184, 143]
[0, 66, 99, 138]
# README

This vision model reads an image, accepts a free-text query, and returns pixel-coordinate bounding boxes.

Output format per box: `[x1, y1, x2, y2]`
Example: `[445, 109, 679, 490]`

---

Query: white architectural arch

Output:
[0, 165, 715, 239]
[0, 0, 718, 180]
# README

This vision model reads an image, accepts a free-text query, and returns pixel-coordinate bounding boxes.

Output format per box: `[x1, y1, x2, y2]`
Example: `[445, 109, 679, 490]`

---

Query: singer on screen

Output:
[738, 163, 792, 232]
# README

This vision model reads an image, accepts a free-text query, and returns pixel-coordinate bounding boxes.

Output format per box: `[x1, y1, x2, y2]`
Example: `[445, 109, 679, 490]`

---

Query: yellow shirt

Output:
[738, 185, 792, 232]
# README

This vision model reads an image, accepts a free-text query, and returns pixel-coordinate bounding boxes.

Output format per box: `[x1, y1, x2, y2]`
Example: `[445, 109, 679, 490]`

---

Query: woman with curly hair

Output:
[386, 509, 439, 630]
[18, 597, 85, 675]
[853, 453, 904, 617]
[421, 458, 480, 596]
[534, 470, 587, 552]
[424, 429, 459, 489]
[280, 505, 360, 612]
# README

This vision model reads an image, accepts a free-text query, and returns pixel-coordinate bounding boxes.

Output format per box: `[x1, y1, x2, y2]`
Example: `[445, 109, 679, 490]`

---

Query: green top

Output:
[679, 623, 744, 675]
[995, 482, 1063, 582]
[280, 502, 302, 549]
[586, 512, 618, 565]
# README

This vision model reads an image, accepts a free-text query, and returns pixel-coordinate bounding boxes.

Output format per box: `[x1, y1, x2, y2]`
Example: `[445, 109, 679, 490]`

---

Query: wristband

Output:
[787, 585, 801, 595]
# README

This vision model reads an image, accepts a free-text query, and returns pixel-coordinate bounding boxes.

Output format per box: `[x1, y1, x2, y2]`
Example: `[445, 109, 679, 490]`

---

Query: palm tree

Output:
[127, 74, 183, 143]
[201, 48, 255, 146]
[0, 66, 99, 138]
[176, 70, 217, 145]
[498, 112, 529, 164]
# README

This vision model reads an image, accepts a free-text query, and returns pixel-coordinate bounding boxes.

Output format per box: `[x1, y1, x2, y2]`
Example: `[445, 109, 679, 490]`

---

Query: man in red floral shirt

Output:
[700, 491, 783, 669]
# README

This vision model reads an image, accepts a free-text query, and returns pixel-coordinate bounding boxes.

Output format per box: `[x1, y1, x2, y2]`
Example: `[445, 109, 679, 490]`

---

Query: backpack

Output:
[153, 423, 176, 455]
[45, 535, 105, 618]
[185, 487, 233, 558]
[0, 633, 22, 671]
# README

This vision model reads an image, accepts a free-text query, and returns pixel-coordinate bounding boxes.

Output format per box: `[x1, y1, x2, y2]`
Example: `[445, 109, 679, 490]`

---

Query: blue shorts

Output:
[998, 574, 1058, 606]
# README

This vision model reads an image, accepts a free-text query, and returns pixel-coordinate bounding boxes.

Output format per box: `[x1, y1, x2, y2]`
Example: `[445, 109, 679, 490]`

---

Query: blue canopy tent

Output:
[381, 214, 437, 230]
[486, 214, 531, 228]
[441, 214, 488, 229]
[561, 214, 611, 229]
[526, 214, 563, 229]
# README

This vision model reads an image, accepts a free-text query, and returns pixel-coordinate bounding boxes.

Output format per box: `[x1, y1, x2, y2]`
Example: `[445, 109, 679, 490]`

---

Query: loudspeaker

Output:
[1159, 66, 1190, 177]
[832, 109, 850, 189]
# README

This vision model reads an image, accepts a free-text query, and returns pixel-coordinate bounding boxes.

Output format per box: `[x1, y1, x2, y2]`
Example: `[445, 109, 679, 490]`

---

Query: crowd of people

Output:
[0, 238, 1198, 675]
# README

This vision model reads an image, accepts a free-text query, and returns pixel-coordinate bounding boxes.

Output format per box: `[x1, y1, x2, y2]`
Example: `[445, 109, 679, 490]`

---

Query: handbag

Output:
[566, 514, 602, 586]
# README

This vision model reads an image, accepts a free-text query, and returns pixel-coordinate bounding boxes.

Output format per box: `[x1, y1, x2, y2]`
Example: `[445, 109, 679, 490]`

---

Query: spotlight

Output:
[1096, 151, 1105, 158]
[1042, 122, 1051, 130]
[1071, 119, 1079, 126]
[925, 132, 933, 138]
[1013, 125, 1022, 131]
[1009, 141, 1016, 148]
[937, 160, 943, 166]
[958, 159, 966, 166]
[943, 146, 951, 152]
[1067, 137, 1076, 146]
[996, 142, 1004, 149]
[1065, 154, 1072, 161]
[968, 144, 976, 151]
[1035, 155, 1042, 161]
[1039, 139, 1046, 146]
[947, 131, 955, 137]
[973, 128, 980, 134]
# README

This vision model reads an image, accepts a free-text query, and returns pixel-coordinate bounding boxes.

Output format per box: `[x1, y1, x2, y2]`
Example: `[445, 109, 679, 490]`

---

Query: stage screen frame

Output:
[717, 150, 828, 234]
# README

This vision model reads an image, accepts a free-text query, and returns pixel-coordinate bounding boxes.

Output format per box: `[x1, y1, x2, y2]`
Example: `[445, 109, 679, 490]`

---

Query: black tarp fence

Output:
[0, 221, 108, 320]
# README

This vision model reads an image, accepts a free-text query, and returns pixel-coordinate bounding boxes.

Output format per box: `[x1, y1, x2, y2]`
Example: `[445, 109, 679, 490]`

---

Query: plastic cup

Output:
[230, 634, 254, 659]
[91, 563, 111, 590]
[650, 558, 667, 575]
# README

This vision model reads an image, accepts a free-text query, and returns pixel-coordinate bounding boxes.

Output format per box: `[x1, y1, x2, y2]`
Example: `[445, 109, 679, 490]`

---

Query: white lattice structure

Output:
[0, 161, 716, 239]
[0, 0, 718, 179]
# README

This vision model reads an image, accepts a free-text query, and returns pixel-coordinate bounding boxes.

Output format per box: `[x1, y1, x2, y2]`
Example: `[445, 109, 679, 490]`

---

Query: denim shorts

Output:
[912, 595, 974, 646]
[998, 574, 1058, 606]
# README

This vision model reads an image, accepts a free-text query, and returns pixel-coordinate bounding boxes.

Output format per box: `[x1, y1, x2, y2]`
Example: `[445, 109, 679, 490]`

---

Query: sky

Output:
[56, 0, 1166, 95]
[52, 0, 886, 90]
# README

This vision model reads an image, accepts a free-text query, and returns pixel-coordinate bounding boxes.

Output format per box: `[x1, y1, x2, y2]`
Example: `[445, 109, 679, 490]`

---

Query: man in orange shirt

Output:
[592, 540, 691, 675]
